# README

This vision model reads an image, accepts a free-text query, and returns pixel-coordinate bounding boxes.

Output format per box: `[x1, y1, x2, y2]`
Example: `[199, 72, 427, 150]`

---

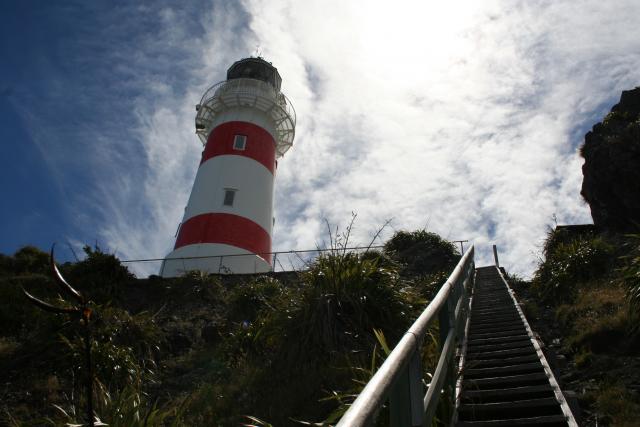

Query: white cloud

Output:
[237, 0, 640, 276]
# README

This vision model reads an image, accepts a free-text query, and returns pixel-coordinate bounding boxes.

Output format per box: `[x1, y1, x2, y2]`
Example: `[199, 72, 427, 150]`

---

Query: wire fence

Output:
[120, 245, 387, 277]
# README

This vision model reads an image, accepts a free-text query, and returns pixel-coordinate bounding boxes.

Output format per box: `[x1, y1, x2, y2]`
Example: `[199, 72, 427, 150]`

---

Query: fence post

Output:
[438, 287, 456, 421]
[390, 349, 424, 427]
[408, 349, 425, 426]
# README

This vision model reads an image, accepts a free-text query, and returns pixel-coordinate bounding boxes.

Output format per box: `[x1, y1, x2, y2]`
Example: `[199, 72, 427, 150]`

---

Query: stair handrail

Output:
[336, 245, 475, 427]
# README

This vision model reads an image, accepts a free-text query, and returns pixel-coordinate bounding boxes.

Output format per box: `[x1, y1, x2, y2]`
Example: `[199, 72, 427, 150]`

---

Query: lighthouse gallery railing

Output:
[336, 245, 475, 427]
[195, 78, 296, 156]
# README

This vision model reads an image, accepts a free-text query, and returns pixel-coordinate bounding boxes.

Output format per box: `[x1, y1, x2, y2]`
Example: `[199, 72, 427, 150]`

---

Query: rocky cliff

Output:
[581, 87, 640, 233]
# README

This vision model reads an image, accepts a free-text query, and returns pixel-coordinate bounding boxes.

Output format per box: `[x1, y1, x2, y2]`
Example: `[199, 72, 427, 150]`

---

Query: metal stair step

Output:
[455, 414, 569, 426]
[458, 397, 562, 421]
[471, 314, 522, 324]
[460, 384, 556, 403]
[470, 321, 522, 331]
[463, 354, 540, 369]
[468, 327, 524, 337]
[467, 334, 531, 346]
[469, 323, 524, 335]
[471, 310, 519, 319]
[473, 299, 513, 306]
[464, 338, 532, 353]
[462, 372, 549, 389]
[467, 328, 528, 340]
[472, 307, 519, 316]
[464, 362, 543, 379]
[466, 346, 537, 360]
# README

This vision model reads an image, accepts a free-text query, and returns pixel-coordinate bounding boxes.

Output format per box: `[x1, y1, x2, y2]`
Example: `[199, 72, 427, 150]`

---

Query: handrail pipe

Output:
[336, 245, 475, 427]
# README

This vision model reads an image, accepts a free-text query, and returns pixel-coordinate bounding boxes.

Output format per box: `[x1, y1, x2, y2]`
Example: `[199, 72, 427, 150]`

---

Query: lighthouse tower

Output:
[160, 58, 296, 276]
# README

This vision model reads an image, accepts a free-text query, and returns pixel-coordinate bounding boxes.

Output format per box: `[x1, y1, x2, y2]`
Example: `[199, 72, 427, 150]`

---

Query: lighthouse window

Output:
[223, 189, 236, 206]
[233, 135, 247, 150]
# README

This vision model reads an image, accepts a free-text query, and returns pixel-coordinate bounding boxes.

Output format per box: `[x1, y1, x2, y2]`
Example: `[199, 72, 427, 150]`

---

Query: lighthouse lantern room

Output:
[160, 58, 296, 276]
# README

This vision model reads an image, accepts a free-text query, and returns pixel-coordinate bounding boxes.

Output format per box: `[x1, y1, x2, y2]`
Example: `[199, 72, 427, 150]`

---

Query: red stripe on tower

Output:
[174, 213, 271, 264]
[201, 121, 276, 174]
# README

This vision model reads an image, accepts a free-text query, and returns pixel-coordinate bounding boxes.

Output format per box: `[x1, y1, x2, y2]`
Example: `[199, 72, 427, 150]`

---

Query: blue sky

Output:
[2, 1, 640, 276]
[1, 1, 217, 261]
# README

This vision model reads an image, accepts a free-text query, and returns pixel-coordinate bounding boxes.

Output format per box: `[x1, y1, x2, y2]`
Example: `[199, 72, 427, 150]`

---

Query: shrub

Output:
[399, 270, 450, 303]
[295, 251, 409, 353]
[586, 383, 640, 426]
[504, 272, 529, 288]
[221, 249, 412, 425]
[556, 286, 634, 353]
[384, 230, 460, 276]
[0, 275, 58, 339]
[0, 247, 52, 336]
[226, 276, 288, 323]
[532, 234, 614, 301]
[621, 235, 640, 334]
[64, 246, 134, 304]
[11, 246, 50, 275]
[34, 304, 172, 426]
[248, 250, 409, 365]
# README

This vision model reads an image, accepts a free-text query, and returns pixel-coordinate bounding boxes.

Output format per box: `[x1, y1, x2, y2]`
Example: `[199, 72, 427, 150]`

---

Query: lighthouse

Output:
[160, 58, 296, 276]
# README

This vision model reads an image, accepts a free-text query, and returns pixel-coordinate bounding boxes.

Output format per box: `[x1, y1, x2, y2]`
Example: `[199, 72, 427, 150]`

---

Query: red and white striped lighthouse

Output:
[160, 58, 295, 276]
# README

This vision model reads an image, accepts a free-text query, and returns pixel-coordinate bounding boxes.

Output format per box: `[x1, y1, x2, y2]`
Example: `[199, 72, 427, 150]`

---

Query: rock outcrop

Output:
[581, 87, 640, 233]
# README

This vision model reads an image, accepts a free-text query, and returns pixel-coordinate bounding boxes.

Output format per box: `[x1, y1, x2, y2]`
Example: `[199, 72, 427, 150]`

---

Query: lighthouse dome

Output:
[226, 57, 282, 92]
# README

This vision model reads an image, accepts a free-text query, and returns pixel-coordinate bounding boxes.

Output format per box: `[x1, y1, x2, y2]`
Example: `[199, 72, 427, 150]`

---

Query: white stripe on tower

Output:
[183, 155, 274, 233]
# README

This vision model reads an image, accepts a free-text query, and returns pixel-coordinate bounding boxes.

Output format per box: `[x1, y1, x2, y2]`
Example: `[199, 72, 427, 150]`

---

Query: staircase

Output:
[334, 248, 578, 427]
[455, 266, 576, 426]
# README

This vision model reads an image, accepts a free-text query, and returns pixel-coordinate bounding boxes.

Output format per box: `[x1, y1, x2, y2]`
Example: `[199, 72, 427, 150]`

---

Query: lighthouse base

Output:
[160, 243, 271, 277]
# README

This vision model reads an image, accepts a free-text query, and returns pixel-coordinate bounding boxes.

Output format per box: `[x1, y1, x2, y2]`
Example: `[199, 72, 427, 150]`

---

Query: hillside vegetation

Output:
[516, 227, 640, 426]
[0, 230, 459, 426]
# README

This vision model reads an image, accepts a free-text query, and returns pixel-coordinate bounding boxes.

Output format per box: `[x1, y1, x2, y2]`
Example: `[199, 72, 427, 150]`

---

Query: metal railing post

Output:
[389, 349, 424, 427]
[218, 256, 224, 274]
[439, 282, 456, 420]
[390, 365, 411, 427]
[272, 252, 278, 271]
